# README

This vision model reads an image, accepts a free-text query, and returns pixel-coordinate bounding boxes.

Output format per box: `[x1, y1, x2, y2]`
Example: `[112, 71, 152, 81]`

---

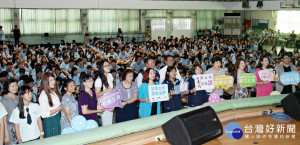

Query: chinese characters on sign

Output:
[214, 75, 234, 89]
[148, 84, 169, 102]
[244, 124, 296, 139]
[280, 71, 300, 85]
[194, 74, 215, 91]
[258, 69, 276, 82]
[180, 82, 189, 92]
[239, 73, 257, 88]
[100, 89, 122, 110]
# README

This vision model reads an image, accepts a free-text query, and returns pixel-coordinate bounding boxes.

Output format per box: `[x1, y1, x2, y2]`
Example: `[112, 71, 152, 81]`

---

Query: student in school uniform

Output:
[1, 78, 19, 145]
[187, 63, 208, 107]
[138, 68, 161, 118]
[60, 79, 79, 131]
[162, 66, 182, 113]
[69, 67, 81, 88]
[115, 69, 139, 123]
[0, 102, 7, 144]
[9, 85, 44, 143]
[38, 72, 64, 138]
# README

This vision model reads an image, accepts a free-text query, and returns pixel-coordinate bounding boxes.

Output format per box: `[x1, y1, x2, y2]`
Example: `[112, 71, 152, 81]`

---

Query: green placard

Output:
[239, 73, 257, 88]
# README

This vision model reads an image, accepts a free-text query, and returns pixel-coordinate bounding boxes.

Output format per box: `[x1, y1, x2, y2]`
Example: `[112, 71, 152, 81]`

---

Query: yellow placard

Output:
[214, 75, 234, 89]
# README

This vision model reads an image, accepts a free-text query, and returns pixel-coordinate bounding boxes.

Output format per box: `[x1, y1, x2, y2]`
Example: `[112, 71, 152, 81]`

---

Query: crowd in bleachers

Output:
[0, 26, 300, 144]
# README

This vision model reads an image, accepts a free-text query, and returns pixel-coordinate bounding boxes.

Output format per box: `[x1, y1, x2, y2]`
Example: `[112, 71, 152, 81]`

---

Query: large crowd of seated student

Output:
[0, 31, 300, 144]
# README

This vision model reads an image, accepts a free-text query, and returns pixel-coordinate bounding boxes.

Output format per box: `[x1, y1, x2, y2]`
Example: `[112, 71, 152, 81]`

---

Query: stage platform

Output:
[26, 94, 299, 145]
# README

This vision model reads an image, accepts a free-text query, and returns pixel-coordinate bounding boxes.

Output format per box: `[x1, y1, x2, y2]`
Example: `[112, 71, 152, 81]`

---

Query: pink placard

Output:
[100, 90, 122, 110]
[258, 69, 275, 82]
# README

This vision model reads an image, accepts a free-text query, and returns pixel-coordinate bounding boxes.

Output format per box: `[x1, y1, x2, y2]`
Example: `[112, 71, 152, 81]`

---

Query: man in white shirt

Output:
[159, 55, 181, 84]
[137, 57, 160, 88]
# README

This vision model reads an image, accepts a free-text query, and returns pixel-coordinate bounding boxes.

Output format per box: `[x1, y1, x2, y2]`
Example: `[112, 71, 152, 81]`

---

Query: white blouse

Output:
[95, 73, 114, 90]
[38, 90, 61, 118]
[9, 103, 41, 142]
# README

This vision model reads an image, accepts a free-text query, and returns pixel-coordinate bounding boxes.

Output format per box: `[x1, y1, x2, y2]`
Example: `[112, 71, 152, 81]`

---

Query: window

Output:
[0, 9, 14, 33]
[118, 10, 140, 33]
[277, 11, 300, 34]
[21, 9, 81, 34]
[196, 10, 232, 30]
[173, 19, 191, 30]
[151, 19, 166, 31]
[88, 10, 140, 34]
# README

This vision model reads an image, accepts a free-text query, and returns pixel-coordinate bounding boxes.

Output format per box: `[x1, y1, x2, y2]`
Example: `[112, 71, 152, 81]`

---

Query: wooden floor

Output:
[90, 106, 299, 145]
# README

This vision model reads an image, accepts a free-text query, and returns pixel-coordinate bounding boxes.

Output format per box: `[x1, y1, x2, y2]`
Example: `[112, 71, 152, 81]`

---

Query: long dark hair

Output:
[18, 85, 32, 119]
[39, 72, 62, 107]
[95, 59, 109, 90]
[79, 74, 93, 92]
[256, 56, 271, 69]
[165, 66, 176, 81]
[3, 78, 18, 95]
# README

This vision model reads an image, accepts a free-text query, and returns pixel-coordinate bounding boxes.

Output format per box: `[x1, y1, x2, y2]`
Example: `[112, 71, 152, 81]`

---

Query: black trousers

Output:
[14, 37, 19, 46]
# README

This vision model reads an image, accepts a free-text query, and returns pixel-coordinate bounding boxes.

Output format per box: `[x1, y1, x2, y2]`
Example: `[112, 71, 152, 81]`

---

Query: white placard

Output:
[148, 84, 169, 103]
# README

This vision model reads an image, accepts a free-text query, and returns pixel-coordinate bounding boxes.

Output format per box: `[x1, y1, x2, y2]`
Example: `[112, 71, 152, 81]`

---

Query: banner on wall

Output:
[214, 75, 234, 89]
[239, 73, 257, 88]
[100, 90, 122, 110]
[194, 74, 215, 91]
[258, 69, 276, 82]
[148, 84, 169, 103]
[280, 71, 300, 85]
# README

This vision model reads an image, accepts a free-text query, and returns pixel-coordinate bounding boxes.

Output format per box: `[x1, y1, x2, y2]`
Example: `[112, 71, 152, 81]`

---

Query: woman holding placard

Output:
[138, 68, 161, 118]
[162, 66, 182, 113]
[204, 56, 226, 97]
[254, 56, 273, 97]
[78, 74, 103, 124]
[231, 58, 250, 99]
[95, 59, 114, 126]
[115, 69, 139, 123]
[187, 63, 208, 107]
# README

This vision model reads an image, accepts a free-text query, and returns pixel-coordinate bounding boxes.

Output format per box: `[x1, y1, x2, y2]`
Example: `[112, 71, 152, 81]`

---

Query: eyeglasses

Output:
[103, 65, 110, 67]
[86, 79, 94, 83]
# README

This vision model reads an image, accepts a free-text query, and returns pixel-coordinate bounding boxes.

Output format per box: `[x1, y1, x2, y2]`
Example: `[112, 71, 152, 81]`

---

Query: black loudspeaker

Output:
[162, 106, 223, 145]
[281, 92, 300, 120]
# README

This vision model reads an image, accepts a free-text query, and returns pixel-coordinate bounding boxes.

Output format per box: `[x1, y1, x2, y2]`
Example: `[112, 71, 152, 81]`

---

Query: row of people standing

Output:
[1, 53, 298, 144]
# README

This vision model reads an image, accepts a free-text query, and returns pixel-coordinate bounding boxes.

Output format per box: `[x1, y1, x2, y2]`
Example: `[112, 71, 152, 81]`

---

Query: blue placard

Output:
[280, 71, 300, 85]
[175, 85, 180, 94]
